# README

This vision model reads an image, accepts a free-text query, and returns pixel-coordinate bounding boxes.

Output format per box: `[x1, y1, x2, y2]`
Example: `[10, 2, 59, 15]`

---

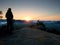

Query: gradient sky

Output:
[0, 0, 60, 20]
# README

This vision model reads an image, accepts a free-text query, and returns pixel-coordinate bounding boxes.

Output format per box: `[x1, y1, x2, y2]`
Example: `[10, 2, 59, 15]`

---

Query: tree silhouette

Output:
[0, 11, 3, 20]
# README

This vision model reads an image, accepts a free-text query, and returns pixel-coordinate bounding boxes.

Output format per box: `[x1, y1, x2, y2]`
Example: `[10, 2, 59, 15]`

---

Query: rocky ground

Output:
[0, 27, 60, 45]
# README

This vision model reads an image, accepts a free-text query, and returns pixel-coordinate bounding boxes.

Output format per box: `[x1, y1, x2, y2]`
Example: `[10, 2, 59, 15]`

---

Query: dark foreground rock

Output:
[0, 27, 60, 45]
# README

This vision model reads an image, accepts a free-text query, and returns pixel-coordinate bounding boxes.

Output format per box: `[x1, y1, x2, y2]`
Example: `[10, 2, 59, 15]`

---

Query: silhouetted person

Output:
[6, 8, 13, 34]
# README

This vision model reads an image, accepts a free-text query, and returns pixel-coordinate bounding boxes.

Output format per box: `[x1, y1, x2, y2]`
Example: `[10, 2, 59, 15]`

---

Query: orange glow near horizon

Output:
[2, 10, 60, 21]
[24, 16, 32, 21]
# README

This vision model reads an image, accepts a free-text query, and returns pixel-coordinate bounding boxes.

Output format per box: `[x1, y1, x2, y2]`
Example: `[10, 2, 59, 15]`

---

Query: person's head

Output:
[7, 8, 11, 12]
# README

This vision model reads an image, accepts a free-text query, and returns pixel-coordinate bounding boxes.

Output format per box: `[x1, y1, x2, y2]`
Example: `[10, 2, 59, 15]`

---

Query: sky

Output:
[0, 0, 60, 20]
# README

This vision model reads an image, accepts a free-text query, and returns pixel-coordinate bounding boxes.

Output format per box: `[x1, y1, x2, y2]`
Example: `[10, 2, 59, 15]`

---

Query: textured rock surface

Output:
[0, 27, 60, 45]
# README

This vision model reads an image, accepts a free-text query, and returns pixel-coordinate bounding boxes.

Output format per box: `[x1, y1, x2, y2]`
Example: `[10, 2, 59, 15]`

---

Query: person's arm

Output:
[5, 12, 8, 18]
[11, 12, 13, 18]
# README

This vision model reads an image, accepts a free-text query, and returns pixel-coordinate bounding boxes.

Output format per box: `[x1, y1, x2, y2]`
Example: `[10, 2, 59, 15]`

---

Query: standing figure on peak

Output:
[6, 8, 14, 34]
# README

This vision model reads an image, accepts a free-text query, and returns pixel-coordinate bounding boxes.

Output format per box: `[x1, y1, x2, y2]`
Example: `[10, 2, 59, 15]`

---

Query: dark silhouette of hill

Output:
[0, 27, 60, 45]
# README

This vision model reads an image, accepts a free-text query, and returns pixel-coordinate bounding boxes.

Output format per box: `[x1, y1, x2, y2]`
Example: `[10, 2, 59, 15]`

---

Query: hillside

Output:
[0, 27, 60, 45]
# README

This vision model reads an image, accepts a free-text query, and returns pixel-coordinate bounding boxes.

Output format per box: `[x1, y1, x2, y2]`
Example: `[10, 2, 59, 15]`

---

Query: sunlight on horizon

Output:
[2, 10, 60, 21]
[24, 16, 32, 21]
